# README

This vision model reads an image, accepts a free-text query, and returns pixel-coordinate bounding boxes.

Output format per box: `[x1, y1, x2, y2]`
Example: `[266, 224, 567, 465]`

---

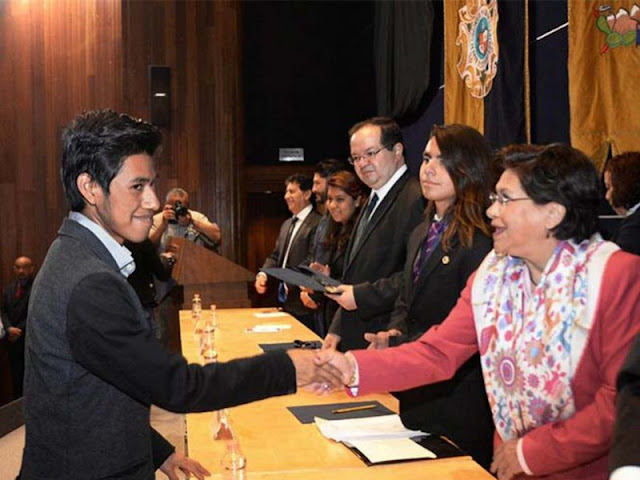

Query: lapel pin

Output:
[442, 255, 450, 265]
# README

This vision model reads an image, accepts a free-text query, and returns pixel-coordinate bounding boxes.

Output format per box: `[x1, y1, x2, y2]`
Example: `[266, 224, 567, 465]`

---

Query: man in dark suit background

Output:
[610, 332, 640, 479]
[255, 174, 321, 331]
[325, 117, 424, 350]
[1, 255, 35, 398]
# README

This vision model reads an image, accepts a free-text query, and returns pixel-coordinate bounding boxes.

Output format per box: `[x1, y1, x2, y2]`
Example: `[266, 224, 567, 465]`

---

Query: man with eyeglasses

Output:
[324, 117, 424, 351]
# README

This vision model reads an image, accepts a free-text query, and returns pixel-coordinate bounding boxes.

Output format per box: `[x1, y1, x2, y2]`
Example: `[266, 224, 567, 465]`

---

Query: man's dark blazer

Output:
[22, 218, 296, 479]
[262, 209, 321, 319]
[387, 218, 494, 468]
[1, 278, 32, 397]
[610, 332, 640, 473]
[1, 281, 31, 333]
[612, 208, 640, 255]
[329, 169, 424, 350]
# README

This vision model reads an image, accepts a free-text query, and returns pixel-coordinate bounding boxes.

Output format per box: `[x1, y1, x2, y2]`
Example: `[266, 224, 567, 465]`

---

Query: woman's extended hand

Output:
[491, 438, 524, 480]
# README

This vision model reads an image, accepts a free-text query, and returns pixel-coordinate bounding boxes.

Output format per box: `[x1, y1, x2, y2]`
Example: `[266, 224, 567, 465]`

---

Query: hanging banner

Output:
[445, 0, 529, 147]
[569, 1, 640, 168]
[444, 0, 487, 133]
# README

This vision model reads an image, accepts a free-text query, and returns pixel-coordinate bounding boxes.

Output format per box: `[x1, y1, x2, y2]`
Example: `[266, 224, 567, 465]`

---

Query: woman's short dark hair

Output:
[61, 109, 162, 212]
[604, 152, 640, 210]
[428, 124, 493, 250]
[503, 144, 600, 241]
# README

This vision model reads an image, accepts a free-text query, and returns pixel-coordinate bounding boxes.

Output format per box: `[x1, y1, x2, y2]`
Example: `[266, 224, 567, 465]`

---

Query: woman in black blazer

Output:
[301, 171, 366, 334]
[366, 124, 507, 469]
[604, 151, 640, 255]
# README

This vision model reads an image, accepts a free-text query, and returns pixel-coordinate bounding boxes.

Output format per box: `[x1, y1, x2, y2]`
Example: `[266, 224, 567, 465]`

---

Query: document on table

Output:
[314, 414, 424, 442]
[244, 324, 292, 333]
[253, 311, 290, 319]
[314, 414, 439, 465]
[347, 437, 436, 463]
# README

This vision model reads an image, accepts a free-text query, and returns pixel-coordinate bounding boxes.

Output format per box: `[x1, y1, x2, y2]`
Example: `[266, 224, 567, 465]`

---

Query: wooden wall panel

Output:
[0, 0, 123, 404]
[0, 0, 123, 283]
[121, 0, 245, 263]
[0, 0, 288, 404]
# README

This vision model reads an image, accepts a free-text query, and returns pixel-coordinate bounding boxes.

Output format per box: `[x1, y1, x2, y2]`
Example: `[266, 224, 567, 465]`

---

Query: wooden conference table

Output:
[180, 308, 493, 479]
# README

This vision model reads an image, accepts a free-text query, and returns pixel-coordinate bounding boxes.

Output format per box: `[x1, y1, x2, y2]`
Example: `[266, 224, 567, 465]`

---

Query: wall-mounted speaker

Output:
[149, 65, 171, 127]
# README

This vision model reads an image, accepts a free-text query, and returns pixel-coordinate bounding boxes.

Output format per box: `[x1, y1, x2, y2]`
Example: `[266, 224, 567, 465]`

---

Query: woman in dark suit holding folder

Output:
[301, 171, 365, 335]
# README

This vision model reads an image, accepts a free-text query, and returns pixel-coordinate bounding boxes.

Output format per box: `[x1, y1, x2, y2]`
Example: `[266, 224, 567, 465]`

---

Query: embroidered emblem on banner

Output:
[595, 3, 640, 53]
[456, 0, 499, 99]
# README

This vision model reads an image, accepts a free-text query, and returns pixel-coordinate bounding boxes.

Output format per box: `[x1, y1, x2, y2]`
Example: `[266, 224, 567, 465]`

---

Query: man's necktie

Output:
[348, 193, 379, 262]
[15, 282, 24, 300]
[278, 216, 299, 303]
[412, 220, 445, 283]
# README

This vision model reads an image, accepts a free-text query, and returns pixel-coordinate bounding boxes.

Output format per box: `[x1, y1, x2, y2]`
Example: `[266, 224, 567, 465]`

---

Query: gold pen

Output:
[331, 404, 377, 414]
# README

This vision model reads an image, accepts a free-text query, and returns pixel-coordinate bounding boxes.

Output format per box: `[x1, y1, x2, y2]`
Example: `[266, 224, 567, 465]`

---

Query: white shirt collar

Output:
[626, 201, 640, 216]
[294, 203, 313, 222]
[369, 164, 407, 214]
[69, 211, 136, 278]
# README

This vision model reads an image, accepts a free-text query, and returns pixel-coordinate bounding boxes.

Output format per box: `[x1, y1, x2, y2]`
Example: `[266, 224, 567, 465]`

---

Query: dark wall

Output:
[243, 1, 376, 165]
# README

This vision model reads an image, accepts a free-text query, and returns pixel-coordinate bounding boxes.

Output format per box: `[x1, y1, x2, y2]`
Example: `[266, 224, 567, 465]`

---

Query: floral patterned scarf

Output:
[471, 234, 618, 441]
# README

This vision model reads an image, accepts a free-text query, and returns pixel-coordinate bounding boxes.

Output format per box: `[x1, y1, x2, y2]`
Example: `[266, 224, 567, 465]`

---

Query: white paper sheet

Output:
[314, 414, 424, 442]
[347, 437, 436, 463]
[245, 323, 292, 333]
[253, 312, 291, 318]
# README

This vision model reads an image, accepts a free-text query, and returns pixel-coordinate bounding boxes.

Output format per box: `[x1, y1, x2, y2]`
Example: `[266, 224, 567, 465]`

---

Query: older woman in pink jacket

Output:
[320, 144, 640, 480]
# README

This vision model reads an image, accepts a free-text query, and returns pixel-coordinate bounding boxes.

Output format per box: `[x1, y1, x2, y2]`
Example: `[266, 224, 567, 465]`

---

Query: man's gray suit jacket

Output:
[22, 218, 296, 479]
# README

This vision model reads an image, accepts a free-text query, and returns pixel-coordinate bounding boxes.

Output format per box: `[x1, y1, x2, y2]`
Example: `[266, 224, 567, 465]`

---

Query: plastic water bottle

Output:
[203, 304, 217, 333]
[211, 409, 233, 440]
[199, 330, 218, 363]
[192, 294, 202, 318]
[192, 294, 203, 337]
[220, 413, 246, 479]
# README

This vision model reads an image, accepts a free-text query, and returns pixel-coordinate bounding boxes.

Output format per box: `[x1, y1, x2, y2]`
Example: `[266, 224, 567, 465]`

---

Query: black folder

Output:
[260, 266, 341, 292]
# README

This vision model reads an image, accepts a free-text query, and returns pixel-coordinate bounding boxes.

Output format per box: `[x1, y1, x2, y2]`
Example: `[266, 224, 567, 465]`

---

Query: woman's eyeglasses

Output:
[489, 192, 532, 207]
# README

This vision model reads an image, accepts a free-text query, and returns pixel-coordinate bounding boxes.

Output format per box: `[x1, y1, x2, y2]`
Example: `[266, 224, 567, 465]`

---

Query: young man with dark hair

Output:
[22, 110, 341, 479]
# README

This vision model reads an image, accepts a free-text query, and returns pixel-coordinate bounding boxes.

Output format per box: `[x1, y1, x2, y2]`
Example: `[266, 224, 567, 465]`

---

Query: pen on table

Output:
[331, 404, 377, 414]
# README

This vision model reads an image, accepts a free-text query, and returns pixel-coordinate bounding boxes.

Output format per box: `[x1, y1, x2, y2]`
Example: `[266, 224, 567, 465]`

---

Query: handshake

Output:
[286, 349, 356, 393]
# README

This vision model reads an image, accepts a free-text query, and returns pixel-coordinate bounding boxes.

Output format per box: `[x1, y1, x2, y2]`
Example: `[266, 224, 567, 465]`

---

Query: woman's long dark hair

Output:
[321, 171, 366, 253]
[427, 124, 493, 251]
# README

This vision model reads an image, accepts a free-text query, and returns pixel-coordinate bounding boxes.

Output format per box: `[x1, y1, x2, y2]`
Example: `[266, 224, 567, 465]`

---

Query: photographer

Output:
[150, 187, 221, 253]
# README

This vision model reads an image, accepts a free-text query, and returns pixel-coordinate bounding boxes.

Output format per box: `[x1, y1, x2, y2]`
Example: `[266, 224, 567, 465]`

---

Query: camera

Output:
[169, 201, 189, 224]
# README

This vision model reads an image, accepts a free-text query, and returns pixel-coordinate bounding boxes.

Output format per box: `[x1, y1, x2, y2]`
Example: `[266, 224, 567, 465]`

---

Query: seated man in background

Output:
[255, 174, 321, 332]
[1, 255, 35, 399]
[610, 332, 640, 479]
[22, 109, 342, 479]
[150, 187, 221, 253]
[603, 151, 640, 255]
